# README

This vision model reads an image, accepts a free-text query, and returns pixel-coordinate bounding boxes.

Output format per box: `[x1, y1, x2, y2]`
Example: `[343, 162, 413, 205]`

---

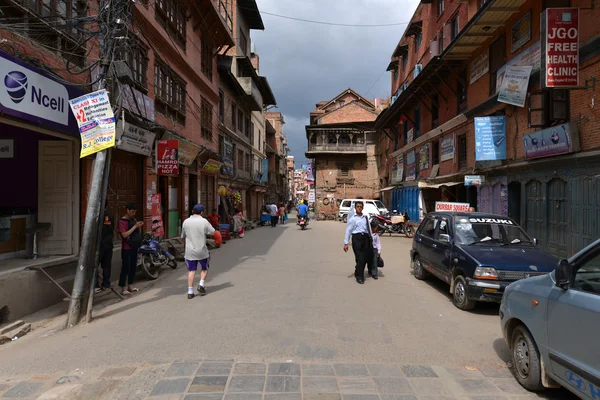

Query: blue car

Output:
[410, 212, 558, 310]
[500, 239, 600, 398]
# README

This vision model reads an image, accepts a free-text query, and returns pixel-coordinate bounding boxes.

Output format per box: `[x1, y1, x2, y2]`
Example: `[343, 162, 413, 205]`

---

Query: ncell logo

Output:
[4, 71, 28, 104]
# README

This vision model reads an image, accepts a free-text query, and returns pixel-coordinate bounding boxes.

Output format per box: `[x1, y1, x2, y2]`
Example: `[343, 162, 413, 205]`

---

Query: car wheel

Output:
[511, 325, 544, 391]
[413, 256, 428, 280]
[342, 214, 348, 223]
[452, 275, 476, 311]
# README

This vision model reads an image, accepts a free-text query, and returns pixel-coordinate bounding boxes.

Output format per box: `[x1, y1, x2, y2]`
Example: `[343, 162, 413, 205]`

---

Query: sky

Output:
[252, 0, 420, 166]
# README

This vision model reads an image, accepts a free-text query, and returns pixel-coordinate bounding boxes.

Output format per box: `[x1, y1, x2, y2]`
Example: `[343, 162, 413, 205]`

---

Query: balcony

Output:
[192, 0, 234, 47]
[237, 77, 262, 111]
[307, 143, 367, 155]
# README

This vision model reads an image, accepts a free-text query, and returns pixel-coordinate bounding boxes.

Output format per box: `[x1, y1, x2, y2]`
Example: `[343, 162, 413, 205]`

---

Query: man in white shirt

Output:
[269, 202, 278, 227]
[343, 201, 374, 284]
[182, 204, 215, 299]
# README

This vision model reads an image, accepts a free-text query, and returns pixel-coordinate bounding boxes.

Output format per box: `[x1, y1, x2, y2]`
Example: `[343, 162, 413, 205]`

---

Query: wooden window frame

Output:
[155, 0, 187, 50]
[201, 37, 213, 80]
[154, 57, 186, 125]
[201, 97, 213, 141]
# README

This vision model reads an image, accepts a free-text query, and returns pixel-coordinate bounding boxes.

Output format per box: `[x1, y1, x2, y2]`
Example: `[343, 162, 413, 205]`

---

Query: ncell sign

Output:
[542, 8, 579, 88]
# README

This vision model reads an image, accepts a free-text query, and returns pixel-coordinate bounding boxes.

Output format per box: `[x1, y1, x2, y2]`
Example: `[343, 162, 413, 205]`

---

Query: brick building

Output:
[376, 0, 600, 257]
[305, 89, 383, 216]
[265, 112, 290, 203]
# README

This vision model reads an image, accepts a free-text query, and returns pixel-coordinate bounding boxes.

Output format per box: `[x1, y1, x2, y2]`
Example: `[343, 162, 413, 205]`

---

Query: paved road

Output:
[0, 216, 578, 399]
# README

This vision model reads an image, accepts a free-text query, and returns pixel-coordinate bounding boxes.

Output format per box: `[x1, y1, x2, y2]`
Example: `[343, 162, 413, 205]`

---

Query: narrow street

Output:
[0, 217, 576, 399]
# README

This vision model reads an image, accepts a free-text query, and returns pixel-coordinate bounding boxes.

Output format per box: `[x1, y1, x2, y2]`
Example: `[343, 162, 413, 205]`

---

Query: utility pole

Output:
[65, 0, 125, 328]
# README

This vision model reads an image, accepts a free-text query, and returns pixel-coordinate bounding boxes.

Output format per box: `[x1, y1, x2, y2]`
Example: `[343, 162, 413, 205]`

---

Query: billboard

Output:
[542, 8, 579, 88]
[474, 116, 507, 161]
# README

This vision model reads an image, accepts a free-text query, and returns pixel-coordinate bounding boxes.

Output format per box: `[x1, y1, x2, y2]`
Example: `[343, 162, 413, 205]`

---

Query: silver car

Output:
[500, 239, 600, 399]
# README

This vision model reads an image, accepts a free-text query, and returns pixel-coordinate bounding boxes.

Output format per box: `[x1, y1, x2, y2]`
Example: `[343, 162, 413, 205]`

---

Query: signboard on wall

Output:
[161, 132, 201, 166]
[523, 122, 579, 160]
[419, 144, 430, 171]
[469, 50, 489, 84]
[440, 135, 454, 161]
[474, 116, 507, 161]
[542, 8, 579, 88]
[391, 159, 398, 183]
[308, 191, 315, 203]
[496, 41, 541, 94]
[407, 128, 414, 144]
[511, 11, 531, 53]
[116, 120, 155, 156]
[397, 154, 404, 183]
[464, 175, 485, 187]
[497, 65, 533, 107]
[0, 139, 14, 158]
[406, 150, 416, 165]
[156, 139, 179, 175]
[406, 164, 416, 181]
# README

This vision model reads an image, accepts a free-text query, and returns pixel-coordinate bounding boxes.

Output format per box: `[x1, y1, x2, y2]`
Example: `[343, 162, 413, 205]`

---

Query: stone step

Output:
[0, 320, 24, 335]
[0, 321, 31, 345]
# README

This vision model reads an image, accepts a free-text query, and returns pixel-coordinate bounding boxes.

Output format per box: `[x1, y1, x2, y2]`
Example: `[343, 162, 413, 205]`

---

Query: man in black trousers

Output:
[95, 199, 114, 292]
[343, 201, 374, 284]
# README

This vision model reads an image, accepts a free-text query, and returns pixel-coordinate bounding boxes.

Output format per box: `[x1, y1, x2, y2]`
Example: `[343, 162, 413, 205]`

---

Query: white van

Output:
[339, 199, 388, 222]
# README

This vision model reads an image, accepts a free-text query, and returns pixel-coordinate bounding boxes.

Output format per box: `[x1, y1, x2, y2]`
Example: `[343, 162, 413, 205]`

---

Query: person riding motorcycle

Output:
[297, 200, 309, 225]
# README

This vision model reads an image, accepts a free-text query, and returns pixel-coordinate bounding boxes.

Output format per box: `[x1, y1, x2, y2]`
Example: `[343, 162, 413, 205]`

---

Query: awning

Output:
[379, 186, 395, 192]
[405, 21, 422, 36]
[386, 60, 399, 72]
[418, 181, 462, 189]
[392, 44, 409, 58]
[443, 0, 527, 60]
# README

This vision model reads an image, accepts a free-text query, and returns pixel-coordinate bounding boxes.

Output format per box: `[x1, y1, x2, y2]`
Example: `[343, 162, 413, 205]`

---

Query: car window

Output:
[341, 201, 351, 208]
[375, 201, 385, 209]
[420, 217, 438, 239]
[573, 252, 600, 295]
[454, 217, 531, 245]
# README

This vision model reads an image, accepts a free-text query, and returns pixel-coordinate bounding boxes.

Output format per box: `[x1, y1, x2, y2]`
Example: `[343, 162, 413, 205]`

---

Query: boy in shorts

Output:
[182, 204, 215, 299]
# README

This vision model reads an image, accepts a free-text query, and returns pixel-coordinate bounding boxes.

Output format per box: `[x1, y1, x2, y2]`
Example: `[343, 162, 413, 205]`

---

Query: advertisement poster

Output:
[511, 11, 531, 53]
[435, 202, 470, 212]
[397, 154, 404, 183]
[475, 116, 507, 161]
[406, 150, 416, 165]
[116, 120, 155, 156]
[200, 159, 223, 174]
[151, 194, 165, 237]
[260, 158, 268, 183]
[391, 159, 398, 183]
[440, 135, 454, 161]
[308, 191, 315, 203]
[543, 8, 579, 88]
[419, 144, 430, 171]
[68, 89, 116, 158]
[406, 164, 416, 181]
[497, 65, 533, 107]
[156, 139, 179, 175]
[407, 128, 414, 144]
[221, 157, 235, 176]
[464, 175, 485, 187]
[161, 132, 201, 166]
[496, 41, 541, 93]
[523, 122, 577, 160]
[470, 50, 489, 84]
[306, 162, 315, 182]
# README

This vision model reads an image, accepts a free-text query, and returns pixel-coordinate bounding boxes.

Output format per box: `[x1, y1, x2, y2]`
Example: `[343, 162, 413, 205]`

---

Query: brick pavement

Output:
[0, 360, 578, 400]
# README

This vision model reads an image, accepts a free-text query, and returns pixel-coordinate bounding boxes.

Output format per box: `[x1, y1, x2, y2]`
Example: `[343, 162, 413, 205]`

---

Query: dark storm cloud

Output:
[253, 0, 420, 164]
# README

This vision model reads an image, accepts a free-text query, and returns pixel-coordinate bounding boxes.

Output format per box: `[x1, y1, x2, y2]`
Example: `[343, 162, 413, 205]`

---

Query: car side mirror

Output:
[533, 238, 539, 246]
[555, 259, 571, 290]
[439, 234, 450, 243]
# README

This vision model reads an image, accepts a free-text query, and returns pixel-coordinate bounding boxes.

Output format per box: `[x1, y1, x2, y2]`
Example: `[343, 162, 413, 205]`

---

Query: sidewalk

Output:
[0, 359, 577, 400]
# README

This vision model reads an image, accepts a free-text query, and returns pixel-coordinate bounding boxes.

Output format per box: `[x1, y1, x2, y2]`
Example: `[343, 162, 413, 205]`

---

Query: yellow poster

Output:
[68, 90, 116, 158]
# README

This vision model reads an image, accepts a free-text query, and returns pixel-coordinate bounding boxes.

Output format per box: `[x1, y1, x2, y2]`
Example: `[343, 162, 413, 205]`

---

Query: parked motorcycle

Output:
[137, 233, 177, 279]
[372, 210, 414, 238]
[298, 215, 308, 230]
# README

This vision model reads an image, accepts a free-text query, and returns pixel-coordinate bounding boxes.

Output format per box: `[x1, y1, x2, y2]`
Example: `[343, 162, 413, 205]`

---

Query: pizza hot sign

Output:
[542, 8, 579, 88]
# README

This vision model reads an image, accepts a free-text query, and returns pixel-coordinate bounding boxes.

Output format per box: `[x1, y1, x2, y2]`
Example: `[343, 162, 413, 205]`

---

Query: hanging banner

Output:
[156, 139, 179, 175]
[406, 150, 416, 165]
[160, 132, 201, 166]
[151, 194, 165, 237]
[391, 159, 398, 183]
[440, 135, 454, 162]
[68, 89, 116, 158]
[470, 50, 489, 84]
[496, 41, 541, 93]
[475, 116, 507, 161]
[407, 128, 414, 144]
[542, 8, 579, 88]
[464, 175, 485, 187]
[406, 164, 416, 181]
[498, 65, 533, 107]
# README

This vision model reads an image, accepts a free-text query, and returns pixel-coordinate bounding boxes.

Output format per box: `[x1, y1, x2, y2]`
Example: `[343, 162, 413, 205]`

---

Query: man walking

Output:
[182, 204, 215, 299]
[269, 202, 278, 227]
[343, 201, 374, 284]
[95, 199, 114, 293]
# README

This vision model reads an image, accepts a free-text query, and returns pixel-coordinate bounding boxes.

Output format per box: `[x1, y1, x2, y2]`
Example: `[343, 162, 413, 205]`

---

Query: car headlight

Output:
[474, 266, 498, 280]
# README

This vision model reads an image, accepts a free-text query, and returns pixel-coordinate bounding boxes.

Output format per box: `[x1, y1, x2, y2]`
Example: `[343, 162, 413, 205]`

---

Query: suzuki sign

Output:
[542, 8, 579, 88]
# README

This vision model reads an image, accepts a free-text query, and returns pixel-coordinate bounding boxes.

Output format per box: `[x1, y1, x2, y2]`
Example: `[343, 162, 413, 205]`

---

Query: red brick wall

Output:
[318, 103, 377, 124]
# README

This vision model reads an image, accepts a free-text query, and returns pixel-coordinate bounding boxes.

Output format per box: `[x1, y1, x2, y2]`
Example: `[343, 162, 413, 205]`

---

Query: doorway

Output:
[159, 176, 181, 238]
[508, 181, 521, 223]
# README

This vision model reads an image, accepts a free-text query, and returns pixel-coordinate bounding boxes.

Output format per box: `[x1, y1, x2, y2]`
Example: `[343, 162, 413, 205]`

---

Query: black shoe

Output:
[356, 277, 364, 284]
[197, 286, 207, 296]
[188, 293, 195, 299]
[372, 275, 378, 280]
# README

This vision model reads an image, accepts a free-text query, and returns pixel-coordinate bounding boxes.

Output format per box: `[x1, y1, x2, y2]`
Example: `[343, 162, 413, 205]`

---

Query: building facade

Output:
[376, 0, 600, 258]
[265, 112, 290, 203]
[305, 89, 383, 216]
